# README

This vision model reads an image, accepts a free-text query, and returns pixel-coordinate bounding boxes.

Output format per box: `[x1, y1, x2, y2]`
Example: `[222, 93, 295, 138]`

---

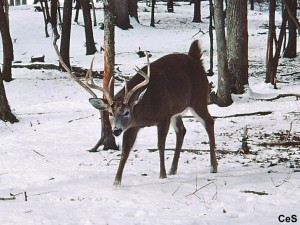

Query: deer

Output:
[53, 39, 217, 186]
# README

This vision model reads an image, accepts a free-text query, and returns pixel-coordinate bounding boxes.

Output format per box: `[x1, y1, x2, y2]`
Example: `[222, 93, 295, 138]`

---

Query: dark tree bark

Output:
[80, 0, 97, 55]
[74, 0, 80, 23]
[192, 0, 201, 22]
[227, 0, 248, 94]
[250, 0, 254, 10]
[283, 0, 297, 58]
[266, 0, 276, 83]
[128, 0, 139, 22]
[266, 1, 287, 86]
[60, 0, 72, 70]
[214, 0, 232, 107]
[97, 0, 118, 150]
[208, 0, 213, 76]
[0, 71, 18, 123]
[39, 0, 50, 37]
[167, 0, 174, 13]
[150, 0, 155, 27]
[0, 2, 13, 82]
[115, 0, 131, 29]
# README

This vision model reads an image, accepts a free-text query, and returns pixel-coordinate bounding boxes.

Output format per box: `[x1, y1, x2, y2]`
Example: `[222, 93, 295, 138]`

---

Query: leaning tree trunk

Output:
[227, 0, 248, 94]
[80, 0, 97, 55]
[283, 0, 297, 58]
[60, 0, 72, 70]
[115, 0, 131, 29]
[0, 5, 13, 82]
[97, 0, 118, 151]
[214, 0, 232, 107]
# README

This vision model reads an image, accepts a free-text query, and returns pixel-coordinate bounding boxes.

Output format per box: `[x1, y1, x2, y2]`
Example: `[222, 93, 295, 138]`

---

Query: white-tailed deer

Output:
[54, 40, 217, 186]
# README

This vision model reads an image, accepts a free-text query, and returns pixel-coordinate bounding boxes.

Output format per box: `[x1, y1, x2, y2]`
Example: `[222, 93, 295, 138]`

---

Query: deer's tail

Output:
[188, 40, 202, 60]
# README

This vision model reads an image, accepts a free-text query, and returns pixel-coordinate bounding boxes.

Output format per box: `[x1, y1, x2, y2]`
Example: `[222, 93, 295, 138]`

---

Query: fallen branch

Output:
[257, 94, 300, 101]
[258, 141, 300, 147]
[68, 114, 95, 123]
[183, 111, 273, 119]
[0, 196, 16, 201]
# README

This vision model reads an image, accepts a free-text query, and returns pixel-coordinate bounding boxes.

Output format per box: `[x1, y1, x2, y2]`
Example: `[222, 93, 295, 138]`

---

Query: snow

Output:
[1, 2, 300, 225]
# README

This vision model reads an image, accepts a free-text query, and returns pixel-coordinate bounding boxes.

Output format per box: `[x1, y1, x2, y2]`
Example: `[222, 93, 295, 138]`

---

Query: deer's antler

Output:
[123, 51, 151, 104]
[53, 40, 114, 105]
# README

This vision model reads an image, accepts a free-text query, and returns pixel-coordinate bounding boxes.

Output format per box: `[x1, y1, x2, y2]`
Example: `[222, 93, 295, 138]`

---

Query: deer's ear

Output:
[133, 88, 147, 106]
[89, 98, 109, 110]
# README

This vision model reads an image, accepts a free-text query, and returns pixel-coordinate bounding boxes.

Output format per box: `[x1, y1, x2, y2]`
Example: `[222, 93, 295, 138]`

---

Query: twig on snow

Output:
[185, 176, 217, 200]
[271, 169, 293, 188]
[68, 114, 95, 123]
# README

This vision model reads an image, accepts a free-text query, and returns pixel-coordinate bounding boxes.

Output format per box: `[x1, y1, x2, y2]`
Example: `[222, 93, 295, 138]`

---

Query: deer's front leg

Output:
[157, 119, 171, 179]
[114, 127, 140, 186]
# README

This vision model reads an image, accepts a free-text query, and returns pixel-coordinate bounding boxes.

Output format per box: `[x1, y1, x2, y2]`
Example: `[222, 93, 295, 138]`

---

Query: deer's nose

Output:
[113, 128, 122, 136]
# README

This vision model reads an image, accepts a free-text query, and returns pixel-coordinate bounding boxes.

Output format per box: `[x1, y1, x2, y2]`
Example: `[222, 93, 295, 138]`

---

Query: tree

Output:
[214, 0, 232, 106]
[283, 0, 297, 58]
[208, 0, 213, 76]
[167, 0, 174, 13]
[60, 0, 72, 70]
[192, 0, 201, 23]
[150, 0, 155, 27]
[97, 0, 118, 150]
[0, 71, 18, 123]
[80, 0, 97, 55]
[0, 0, 13, 82]
[266, 1, 287, 86]
[0, 4, 18, 123]
[266, 0, 277, 84]
[227, 0, 248, 94]
[128, 0, 139, 22]
[115, 0, 131, 29]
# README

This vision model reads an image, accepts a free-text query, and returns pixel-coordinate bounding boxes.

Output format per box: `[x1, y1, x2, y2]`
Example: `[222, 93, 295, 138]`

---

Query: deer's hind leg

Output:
[169, 116, 186, 175]
[190, 106, 218, 173]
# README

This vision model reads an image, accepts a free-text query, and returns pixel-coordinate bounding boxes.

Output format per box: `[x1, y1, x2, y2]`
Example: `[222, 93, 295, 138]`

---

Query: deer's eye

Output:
[109, 112, 113, 116]
[123, 111, 129, 117]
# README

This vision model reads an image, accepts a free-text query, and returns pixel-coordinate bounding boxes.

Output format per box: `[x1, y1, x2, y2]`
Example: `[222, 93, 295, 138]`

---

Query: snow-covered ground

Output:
[1, 2, 300, 225]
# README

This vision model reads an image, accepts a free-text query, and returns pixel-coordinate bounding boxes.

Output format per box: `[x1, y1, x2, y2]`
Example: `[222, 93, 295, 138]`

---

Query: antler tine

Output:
[84, 61, 114, 105]
[123, 51, 150, 104]
[53, 41, 98, 98]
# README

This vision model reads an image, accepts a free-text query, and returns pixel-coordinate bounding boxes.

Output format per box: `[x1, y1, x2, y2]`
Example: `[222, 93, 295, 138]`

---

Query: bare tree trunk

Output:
[40, 0, 50, 37]
[80, 0, 97, 55]
[266, 0, 276, 83]
[128, 0, 139, 22]
[214, 0, 232, 107]
[0, 74, 18, 123]
[283, 0, 297, 58]
[192, 0, 201, 22]
[90, 0, 97, 26]
[0, 7, 18, 123]
[74, 0, 80, 23]
[250, 0, 254, 10]
[150, 0, 155, 27]
[0, 3, 13, 82]
[99, 0, 118, 150]
[227, 0, 248, 94]
[60, 0, 72, 70]
[167, 0, 174, 13]
[115, 0, 131, 29]
[208, 0, 213, 76]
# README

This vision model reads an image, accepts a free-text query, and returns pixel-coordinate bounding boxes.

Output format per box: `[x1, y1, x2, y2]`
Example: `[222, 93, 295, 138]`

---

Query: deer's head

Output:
[88, 53, 150, 136]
